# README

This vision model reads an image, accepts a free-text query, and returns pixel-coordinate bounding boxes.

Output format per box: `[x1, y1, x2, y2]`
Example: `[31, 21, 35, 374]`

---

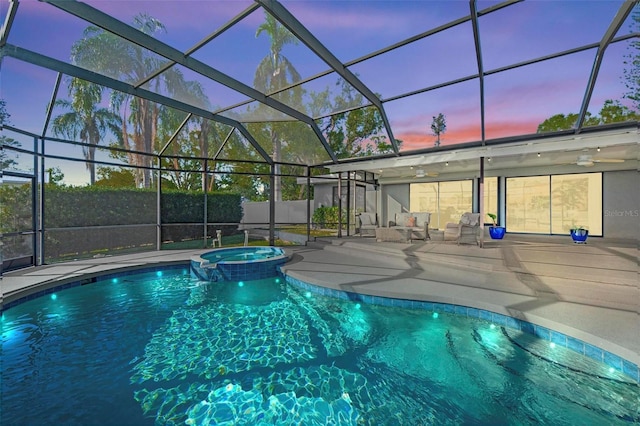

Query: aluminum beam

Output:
[4, 44, 274, 164]
[575, 1, 636, 133]
[43, 0, 337, 162]
[257, 0, 399, 155]
[0, 0, 19, 48]
[470, 1, 486, 143]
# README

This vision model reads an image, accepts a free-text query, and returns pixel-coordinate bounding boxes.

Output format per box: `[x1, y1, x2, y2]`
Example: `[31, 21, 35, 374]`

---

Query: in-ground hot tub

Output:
[190, 246, 289, 282]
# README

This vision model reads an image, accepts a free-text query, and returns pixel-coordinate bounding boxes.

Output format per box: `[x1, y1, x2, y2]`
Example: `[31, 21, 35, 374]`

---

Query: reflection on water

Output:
[2, 272, 638, 425]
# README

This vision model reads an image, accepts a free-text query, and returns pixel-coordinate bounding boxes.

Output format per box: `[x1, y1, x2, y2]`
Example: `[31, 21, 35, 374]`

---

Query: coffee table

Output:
[375, 227, 411, 243]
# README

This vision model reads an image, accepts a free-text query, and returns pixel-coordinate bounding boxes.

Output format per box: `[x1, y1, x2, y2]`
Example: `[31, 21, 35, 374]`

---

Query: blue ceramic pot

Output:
[570, 229, 588, 244]
[489, 226, 505, 239]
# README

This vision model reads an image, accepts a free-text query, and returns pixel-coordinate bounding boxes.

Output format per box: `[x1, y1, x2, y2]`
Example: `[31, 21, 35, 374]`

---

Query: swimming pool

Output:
[2, 268, 638, 425]
[190, 246, 288, 282]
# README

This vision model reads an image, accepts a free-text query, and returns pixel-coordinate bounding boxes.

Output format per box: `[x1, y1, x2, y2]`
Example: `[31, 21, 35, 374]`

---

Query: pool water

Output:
[2, 271, 638, 425]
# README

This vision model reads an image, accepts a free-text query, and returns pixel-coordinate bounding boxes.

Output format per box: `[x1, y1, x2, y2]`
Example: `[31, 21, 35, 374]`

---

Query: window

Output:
[551, 174, 602, 235]
[410, 180, 473, 229]
[506, 176, 550, 233]
[506, 173, 602, 235]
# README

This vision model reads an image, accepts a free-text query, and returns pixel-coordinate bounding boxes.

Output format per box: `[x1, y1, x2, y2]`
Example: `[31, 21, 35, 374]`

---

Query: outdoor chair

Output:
[444, 212, 480, 245]
[357, 212, 378, 237]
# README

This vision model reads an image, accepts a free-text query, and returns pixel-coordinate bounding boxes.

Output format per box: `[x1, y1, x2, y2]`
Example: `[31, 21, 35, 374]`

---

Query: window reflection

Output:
[506, 173, 602, 235]
[410, 180, 472, 229]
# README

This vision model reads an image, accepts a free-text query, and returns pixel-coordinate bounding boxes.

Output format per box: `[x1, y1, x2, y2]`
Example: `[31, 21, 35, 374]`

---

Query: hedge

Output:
[44, 186, 242, 227]
[40, 186, 242, 260]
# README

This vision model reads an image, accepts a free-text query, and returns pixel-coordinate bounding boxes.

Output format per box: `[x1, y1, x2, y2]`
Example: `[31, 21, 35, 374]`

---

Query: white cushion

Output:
[413, 212, 430, 228]
[461, 213, 480, 226]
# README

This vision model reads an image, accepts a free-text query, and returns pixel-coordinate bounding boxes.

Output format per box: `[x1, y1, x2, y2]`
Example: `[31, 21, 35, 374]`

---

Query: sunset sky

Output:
[2, 0, 635, 169]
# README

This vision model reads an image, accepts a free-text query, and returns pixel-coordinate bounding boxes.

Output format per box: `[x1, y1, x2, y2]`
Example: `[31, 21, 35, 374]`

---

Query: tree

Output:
[312, 81, 395, 160]
[254, 12, 301, 202]
[46, 167, 65, 186]
[71, 14, 196, 188]
[537, 100, 637, 132]
[537, 113, 582, 132]
[622, 8, 639, 112]
[95, 166, 136, 188]
[0, 99, 21, 171]
[51, 79, 121, 185]
[430, 113, 446, 147]
[597, 99, 638, 123]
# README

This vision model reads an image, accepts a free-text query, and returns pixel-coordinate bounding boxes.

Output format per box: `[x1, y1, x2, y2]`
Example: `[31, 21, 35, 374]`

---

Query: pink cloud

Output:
[396, 116, 542, 152]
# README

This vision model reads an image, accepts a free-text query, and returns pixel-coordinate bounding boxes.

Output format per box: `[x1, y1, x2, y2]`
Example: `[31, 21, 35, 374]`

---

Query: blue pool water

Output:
[2, 269, 638, 425]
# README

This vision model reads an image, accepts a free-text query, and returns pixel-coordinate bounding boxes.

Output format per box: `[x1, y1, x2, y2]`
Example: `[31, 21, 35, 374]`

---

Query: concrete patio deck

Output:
[2, 234, 638, 370]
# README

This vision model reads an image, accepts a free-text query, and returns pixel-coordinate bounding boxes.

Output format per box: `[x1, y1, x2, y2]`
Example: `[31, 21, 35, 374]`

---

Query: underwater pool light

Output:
[355, 303, 361, 309]
[51, 293, 57, 300]
[432, 312, 439, 319]
[305, 291, 312, 298]
[609, 367, 615, 373]
[156, 271, 163, 277]
[490, 324, 496, 330]
[112, 278, 119, 284]
[550, 342, 556, 349]
[238, 281, 244, 287]
[275, 278, 280, 283]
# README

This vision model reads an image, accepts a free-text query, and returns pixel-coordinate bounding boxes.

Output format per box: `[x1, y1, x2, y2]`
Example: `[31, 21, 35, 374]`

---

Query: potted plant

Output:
[570, 225, 588, 244]
[487, 213, 505, 239]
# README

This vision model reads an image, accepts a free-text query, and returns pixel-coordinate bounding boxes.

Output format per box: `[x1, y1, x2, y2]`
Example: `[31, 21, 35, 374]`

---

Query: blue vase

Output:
[489, 226, 505, 239]
[570, 229, 588, 244]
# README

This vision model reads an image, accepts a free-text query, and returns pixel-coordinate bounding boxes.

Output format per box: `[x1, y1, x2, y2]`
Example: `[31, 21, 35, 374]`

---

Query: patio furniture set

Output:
[357, 211, 481, 245]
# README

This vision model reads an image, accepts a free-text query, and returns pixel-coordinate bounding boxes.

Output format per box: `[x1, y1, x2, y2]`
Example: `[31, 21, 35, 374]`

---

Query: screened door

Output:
[1, 173, 36, 272]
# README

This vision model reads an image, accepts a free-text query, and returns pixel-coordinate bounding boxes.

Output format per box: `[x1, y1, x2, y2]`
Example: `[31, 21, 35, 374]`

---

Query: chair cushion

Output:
[463, 213, 480, 226]
[413, 212, 430, 228]
[395, 213, 412, 226]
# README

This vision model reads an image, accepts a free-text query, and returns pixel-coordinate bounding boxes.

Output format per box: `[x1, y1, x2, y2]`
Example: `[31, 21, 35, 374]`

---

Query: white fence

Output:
[240, 200, 310, 229]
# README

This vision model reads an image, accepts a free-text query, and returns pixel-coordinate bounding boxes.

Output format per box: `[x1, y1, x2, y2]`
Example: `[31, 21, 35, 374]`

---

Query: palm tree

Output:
[71, 14, 193, 188]
[51, 79, 121, 185]
[254, 12, 301, 201]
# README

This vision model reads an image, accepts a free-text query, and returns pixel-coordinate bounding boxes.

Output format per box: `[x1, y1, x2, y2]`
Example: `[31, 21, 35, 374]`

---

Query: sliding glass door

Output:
[506, 173, 602, 235]
[410, 180, 473, 229]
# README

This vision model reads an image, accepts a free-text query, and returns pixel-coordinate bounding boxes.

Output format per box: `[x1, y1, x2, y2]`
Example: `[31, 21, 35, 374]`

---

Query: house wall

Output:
[380, 184, 410, 227]
[379, 170, 637, 239]
[234, 168, 638, 241]
[603, 170, 639, 239]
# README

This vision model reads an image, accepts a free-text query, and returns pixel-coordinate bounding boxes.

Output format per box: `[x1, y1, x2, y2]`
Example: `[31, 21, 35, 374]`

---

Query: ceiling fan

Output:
[559, 154, 625, 167]
[413, 168, 439, 178]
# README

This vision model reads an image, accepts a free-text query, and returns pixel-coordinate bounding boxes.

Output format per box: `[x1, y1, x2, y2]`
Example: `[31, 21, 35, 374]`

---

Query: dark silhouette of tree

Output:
[622, 9, 639, 111]
[0, 99, 21, 171]
[254, 12, 301, 202]
[51, 79, 121, 185]
[71, 14, 196, 188]
[431, 113, 446, 146]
